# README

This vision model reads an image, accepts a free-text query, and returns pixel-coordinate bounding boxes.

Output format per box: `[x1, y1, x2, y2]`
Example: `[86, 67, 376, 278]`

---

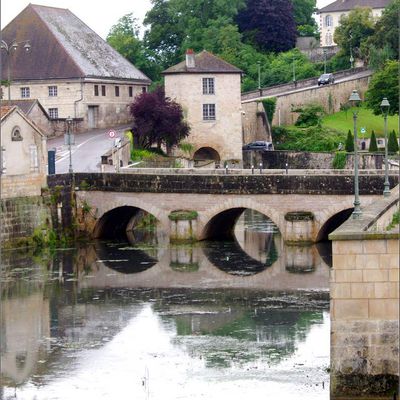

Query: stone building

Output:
[163, 50, 243, 164]
[1, 4, 151, 132]
[1, 105, 47, 198]
[318, 0, 390, 47]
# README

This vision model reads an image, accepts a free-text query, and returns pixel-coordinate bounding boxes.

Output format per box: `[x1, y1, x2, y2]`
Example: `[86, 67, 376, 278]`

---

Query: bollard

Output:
[225, 165, 228, 175]
[285, 163, 288, 175]
[259, 162, 262, 174]
[251, 165, 254, 174]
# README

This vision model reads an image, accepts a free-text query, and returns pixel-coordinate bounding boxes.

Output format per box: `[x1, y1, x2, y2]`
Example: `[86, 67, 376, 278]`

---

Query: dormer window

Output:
[11, 126, 23, 141]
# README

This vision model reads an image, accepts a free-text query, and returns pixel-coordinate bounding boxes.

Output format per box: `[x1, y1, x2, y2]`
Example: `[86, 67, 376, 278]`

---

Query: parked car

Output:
[317, 73, 335, 86]
[242, 141, 274, 151]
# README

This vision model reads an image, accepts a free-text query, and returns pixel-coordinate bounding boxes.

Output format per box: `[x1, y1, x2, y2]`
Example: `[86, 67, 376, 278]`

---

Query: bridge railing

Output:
[241, 67, 369, 101]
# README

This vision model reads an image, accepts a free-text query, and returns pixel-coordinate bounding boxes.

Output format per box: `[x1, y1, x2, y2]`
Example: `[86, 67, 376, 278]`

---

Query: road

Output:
[48, 124, 130, 173]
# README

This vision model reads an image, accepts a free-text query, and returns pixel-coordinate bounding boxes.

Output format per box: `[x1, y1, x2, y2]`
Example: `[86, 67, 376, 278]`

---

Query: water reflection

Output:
[1, 210, 331, 399]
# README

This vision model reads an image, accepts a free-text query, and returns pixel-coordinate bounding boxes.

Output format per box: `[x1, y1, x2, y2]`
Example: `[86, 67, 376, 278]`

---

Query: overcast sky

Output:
[1, 0, 332, 40]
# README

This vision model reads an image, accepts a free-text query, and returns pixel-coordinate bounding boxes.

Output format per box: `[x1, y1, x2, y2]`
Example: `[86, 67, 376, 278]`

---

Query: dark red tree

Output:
[237, 0, 297, 53]
[130, 87, 190, 150]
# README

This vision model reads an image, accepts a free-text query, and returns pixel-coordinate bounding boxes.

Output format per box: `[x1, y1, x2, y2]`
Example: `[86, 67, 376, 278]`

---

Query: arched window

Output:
[325, 15, 333, 27]
[11, 126, 23, 141]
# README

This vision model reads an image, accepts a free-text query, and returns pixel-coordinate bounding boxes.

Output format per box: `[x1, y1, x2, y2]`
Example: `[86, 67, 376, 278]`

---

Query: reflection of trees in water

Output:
[168, 307, 323, 368]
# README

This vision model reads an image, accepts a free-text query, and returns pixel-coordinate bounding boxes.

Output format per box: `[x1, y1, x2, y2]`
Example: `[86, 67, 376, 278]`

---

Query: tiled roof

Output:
[318, 0, 391, 13]
[1, 4, 150, 82]
[162, 50, 242, 75]
[0, 106, 14, 119]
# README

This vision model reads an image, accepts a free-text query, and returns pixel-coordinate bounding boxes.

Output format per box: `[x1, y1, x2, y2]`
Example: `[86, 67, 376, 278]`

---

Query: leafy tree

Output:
[237, 0, 297, 52]
[333, 7, 375, 63]
[388, 130, 399, 153]
[345, 129, 354, 152]
[367, 0, 399, 61]
[365, 60, 399, 116]
[293, 103, 325, 127]
[261, 98, 277, 124]
[130, 87, 190, 150]
[107, 13, 161, 81]
[369, 130, 378, 152]
[291, 0, 316, 26]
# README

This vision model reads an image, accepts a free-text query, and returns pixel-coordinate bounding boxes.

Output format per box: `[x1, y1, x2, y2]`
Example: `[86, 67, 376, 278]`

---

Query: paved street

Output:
[48, 124, 131, 173]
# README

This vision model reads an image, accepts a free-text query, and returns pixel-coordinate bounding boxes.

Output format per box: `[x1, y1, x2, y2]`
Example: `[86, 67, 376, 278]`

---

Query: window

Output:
[129, 86, 133, 97]
[115, 86, 120, 97]
[101, 85, 106, 96]
[29, 145, 39, 172]
[203, 104, 216, 121]
[1, 146, 6, 174]
[94, 85, 99, 96]
[48, 108, 58, 119]
[325, 15, 333, 27]
[142, 86, 147, 94]
[11, 126, 22, 141]
[202, 78, 215, 94]
[48, 86, 58, 97]
[20, 87, 30, 98]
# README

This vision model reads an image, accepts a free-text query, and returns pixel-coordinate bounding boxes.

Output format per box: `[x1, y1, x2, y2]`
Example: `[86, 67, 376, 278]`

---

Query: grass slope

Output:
[322, 107, 399, 137]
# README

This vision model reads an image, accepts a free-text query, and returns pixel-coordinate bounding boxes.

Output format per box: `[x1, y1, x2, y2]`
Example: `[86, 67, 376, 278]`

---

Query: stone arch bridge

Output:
[48, 171, 398, 243]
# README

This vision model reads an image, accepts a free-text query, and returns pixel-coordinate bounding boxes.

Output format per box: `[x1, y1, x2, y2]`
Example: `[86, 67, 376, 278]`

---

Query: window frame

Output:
[202, 78, 215, 95]
[101, 85, 106, 96]
[202, 104, 216, 121]
[94, 85, 99, 96]
[48, 108, 59, 119]
[129, 86, 133, 97]
[115, 86, 120, 97]
[20, 87, 30, 98]
[325, 15, 333, 27]
[48, 85, 58, 97]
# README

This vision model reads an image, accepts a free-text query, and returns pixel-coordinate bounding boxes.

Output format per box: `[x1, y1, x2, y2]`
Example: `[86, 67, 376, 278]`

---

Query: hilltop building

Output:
[1, 4, 151, 132]
[163, 50, 243, 164]
[318, 0, 390, 47]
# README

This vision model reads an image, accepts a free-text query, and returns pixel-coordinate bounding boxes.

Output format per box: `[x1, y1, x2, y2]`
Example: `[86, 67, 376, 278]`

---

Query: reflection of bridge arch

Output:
[199, 200, 282, 241]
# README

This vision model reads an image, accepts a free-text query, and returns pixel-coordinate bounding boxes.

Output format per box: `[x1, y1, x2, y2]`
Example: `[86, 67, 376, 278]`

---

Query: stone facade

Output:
[329, 187, 399, 397]
[1, 106, 47, 198]
[163, 51, 243, 162]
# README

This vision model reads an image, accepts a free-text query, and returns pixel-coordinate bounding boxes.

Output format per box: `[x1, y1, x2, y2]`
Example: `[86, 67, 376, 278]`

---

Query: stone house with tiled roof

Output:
[1, 4, 151, 132]
[317, 0, 391, 47]
[1, 106, 47, 198]
[163, 50, 243, 164]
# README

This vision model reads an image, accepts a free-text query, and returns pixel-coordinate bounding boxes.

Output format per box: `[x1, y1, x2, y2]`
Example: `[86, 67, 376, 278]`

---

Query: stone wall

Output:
[241, 101, 272, 145]
[329, 187, 399, 397]
[0, 196, 51, 245]
[1, 174, 46, 198]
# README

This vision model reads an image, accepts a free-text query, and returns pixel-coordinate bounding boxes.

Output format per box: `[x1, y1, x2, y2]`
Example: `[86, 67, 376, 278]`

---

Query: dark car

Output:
[242, 141, 274, 151]
[318, 73, 335, 86]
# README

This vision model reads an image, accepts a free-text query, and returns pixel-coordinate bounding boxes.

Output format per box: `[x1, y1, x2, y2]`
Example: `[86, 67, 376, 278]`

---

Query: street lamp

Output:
[257, 61, 261, 95]
[1, 40, 31, 101]
[349, 90, 362, 218]
[323, 49, 327, 74]
[65, 117, 74, 174]
[292, 55, 296, 86]
[380, 97, 390, 197]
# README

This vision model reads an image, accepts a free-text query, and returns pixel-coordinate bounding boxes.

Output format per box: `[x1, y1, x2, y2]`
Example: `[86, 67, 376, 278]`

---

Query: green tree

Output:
[365, 60, 399, 116]
[333, 7, 375, 63]
[107, 13, 161, 81]
[291, 0, 316, 26]
[369, 130, 378, 152]
[387, 130, 399, 153]
[345, 129, 354, 152]
[293, 103, 324, 127]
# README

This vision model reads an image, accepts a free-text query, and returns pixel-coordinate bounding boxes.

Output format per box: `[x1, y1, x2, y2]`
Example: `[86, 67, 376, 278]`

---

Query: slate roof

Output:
[1, 4, 150, 82]
[162, 50, 242, 75]
[318, 0, 391, 13]
[6, 99, 49, 117]
[0, 106, 14, 119]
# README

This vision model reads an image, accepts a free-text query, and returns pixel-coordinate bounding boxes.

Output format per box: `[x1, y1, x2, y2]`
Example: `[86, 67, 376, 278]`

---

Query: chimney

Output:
[186, 49, 195, 68]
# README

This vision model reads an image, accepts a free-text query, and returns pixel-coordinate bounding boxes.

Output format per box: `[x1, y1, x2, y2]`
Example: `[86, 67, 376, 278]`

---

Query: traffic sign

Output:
[360, 127, 366, 134]
[108, 130, 116, 139]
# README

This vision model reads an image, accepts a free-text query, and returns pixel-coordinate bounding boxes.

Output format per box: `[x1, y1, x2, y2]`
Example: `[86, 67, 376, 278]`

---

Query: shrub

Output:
[261, 98, 277, 124]
[131, 148, 157, 161]
[293, 103, 325, 127]
[345, 130, 354, 152]
[387, 130, 399, 153]
[332, 151, 347, 169]
[369, 130, 378, 152]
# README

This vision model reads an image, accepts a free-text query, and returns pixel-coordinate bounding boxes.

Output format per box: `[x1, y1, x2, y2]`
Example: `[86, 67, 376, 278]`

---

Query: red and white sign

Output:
[108, 130, 116, 139]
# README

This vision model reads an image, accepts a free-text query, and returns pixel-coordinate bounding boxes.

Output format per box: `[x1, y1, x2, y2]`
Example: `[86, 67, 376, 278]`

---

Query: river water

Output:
[1, 211, 331, 400]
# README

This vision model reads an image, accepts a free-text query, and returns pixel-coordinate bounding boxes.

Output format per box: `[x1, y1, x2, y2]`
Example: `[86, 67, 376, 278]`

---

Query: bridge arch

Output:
[193, 147, 220, 162]
[316, 207, 353, 242]
[199, 199, 283, 241]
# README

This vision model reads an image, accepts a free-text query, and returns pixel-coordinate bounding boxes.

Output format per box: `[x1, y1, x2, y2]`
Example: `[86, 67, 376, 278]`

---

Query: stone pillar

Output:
[284, 211, 315, 244]
[330, 233, 399, 396]
[168, 210, 198, 242]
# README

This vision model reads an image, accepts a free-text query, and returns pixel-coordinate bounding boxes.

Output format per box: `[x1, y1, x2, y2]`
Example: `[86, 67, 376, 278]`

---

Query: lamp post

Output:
[1, 40, 31, 101]
[323, 49, 327, 74]
[65, 117, 74, 174]
[257, 61, 261, 95]
[292, 55, 296, 86]
[380, 97, 390, 197]
[349, 90, 362, 218]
